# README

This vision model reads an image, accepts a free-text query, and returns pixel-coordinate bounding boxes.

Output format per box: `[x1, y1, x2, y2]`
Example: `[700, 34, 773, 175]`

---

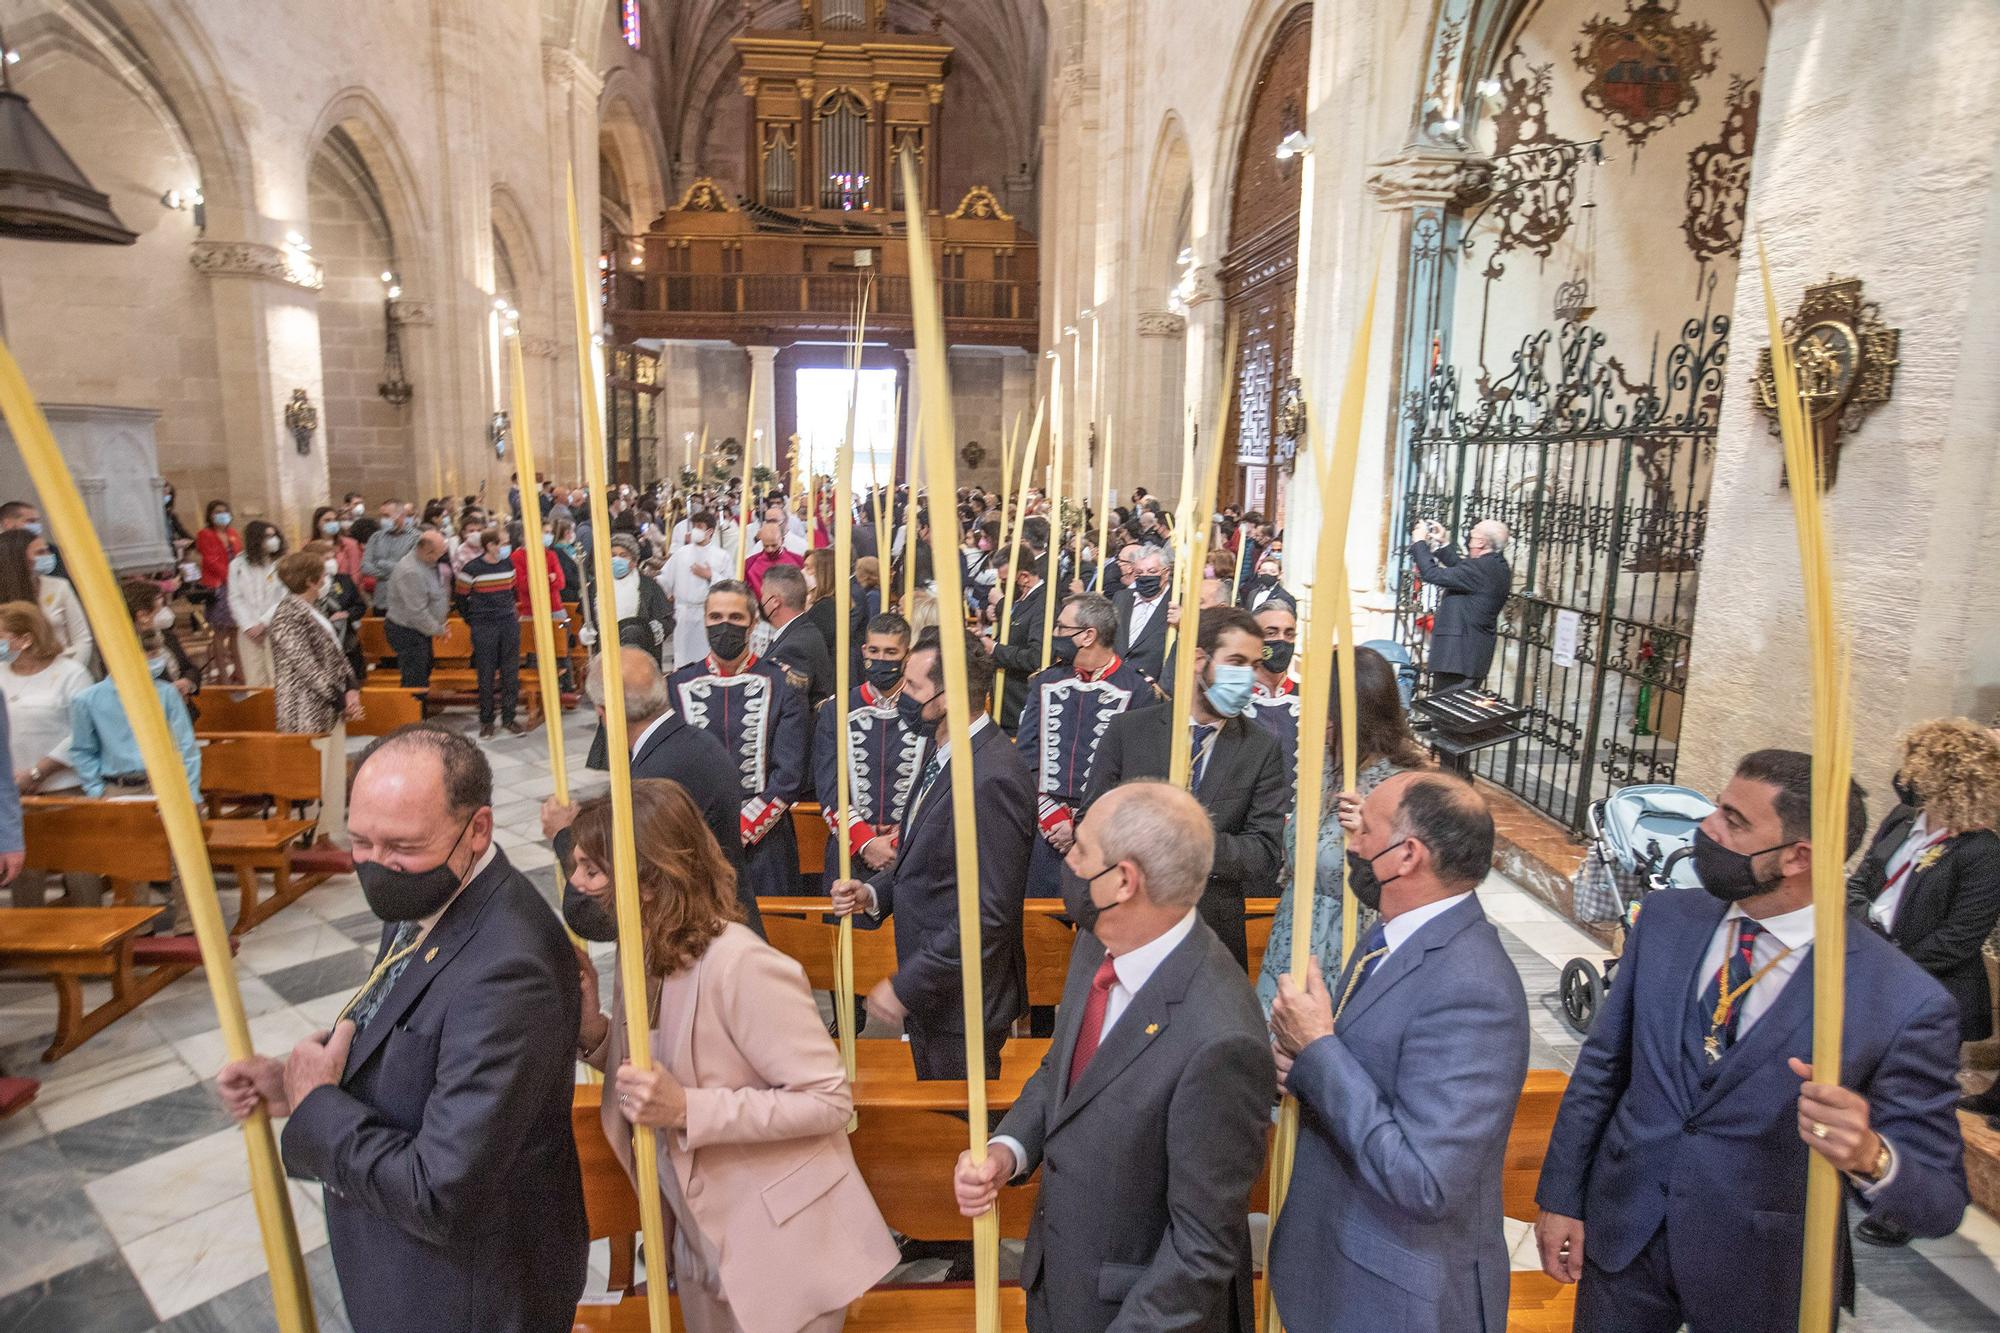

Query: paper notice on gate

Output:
[1552, 609, 1581, 670]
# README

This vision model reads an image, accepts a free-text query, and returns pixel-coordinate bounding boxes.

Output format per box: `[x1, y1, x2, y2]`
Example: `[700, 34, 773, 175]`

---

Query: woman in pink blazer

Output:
[572, 779, 899, 1333]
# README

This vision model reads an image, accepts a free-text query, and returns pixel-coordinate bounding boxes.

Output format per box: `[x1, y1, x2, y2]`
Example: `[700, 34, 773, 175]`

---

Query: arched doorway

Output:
[1221, 3, 1312, 523]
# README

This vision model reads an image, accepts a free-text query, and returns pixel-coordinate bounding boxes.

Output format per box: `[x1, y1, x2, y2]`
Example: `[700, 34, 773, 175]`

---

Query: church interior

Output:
[1, 0, 1999, 1329]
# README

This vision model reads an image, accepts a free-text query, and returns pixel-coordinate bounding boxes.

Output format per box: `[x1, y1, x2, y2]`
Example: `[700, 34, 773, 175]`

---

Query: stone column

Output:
[189, 239, 331, 534]
[746, 344, 780, 481]
[1679, 0, 2000, 795]
[901, 346, 921, 478]
[1178, 259, 1225, 502]
[1133, 309, 1186, 497]
[543, 43, 605, 484]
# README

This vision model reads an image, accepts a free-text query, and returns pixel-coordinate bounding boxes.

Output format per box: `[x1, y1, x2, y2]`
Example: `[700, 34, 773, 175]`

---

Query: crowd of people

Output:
[0, 469, 1994, 1333]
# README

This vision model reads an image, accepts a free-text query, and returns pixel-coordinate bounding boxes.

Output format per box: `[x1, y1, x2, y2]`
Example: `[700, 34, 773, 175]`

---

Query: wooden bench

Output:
[758, 895, 1282, 1010]
[349, 685, 425, 737]
[191, 686, 276, 735]
[569, 1035, 1573, 1331]
[24, 795, 328, 938]
[0, 907, 198, 1061]
[360, 615, 557, 715]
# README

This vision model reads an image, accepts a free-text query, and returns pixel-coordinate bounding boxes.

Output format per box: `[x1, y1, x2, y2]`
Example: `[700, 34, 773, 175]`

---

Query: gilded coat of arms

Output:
[1573, 1, 1717, 149]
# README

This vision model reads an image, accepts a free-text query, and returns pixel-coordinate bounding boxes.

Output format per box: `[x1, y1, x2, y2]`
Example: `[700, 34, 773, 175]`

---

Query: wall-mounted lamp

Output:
[1274, 130, 1311, 162]
[1475, 77, 1503, 99]
[1062, 324, 1079, 337]
[283, 229, 310, 252]
[492, 297, 509, 312]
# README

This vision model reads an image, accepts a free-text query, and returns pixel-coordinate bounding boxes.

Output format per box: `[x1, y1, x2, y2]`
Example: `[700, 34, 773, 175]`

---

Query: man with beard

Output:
[1084, 607, 1285, 968]
[216, 725, 586, 1333]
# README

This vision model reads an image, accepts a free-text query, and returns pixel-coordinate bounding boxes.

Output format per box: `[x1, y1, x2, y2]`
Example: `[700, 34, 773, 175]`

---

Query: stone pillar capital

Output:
[189, 239, 323, 291]
[542, 44, 603, 99]
[1364, 146, 1492, 211]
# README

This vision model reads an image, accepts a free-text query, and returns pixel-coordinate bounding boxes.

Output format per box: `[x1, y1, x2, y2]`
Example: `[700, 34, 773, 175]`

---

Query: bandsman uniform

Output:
[1014, 653, 1158, 898]
[812, 682, 924, 890]
[668, 652, 809, 897]
[1247, 676, 1301, 810]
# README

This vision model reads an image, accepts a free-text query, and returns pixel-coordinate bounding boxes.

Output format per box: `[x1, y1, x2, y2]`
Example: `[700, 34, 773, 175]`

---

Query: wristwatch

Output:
[1852, 1137, 1892, 1185]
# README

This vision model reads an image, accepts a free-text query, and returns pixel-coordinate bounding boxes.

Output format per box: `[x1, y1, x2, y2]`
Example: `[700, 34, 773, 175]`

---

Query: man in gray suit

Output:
[1408, 518, 1512, 693]
[955, 780, 1273, 1332]
[1268, 770, 1529, 1332]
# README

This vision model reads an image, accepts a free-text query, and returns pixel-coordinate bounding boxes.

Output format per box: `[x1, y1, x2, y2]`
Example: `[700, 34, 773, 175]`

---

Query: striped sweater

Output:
[454, 554, 519, 622]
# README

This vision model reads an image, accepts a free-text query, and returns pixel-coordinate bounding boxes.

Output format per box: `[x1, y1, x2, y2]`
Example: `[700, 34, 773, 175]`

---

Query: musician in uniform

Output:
[1247, 602, 1301, 805]
[668, 579, 810, 898]
[813, 613, 923, 892]
[1014, 593, 1158, 899]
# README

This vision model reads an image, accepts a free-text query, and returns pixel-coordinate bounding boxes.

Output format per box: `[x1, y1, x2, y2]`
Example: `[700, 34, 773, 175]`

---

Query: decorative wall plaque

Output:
[284, 390, 318, 455]
[1572, 0, 1717, 149]
[1752, 275, 1901, 489]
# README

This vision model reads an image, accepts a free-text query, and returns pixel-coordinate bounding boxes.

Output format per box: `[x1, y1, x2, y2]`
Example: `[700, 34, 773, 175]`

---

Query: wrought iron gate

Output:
[1392, 300, 1729, 833]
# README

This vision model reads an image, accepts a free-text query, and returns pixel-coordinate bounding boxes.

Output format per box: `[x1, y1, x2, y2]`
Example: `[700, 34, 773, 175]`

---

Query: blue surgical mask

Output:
[542, 532, 554, 548]
[24, 522, 42, 536]
[320, 519, 340, 536]
[496, 544, 513, 561]
[610, 557, 631, 579]
[213, 512, 232, 527]
[31, 553, 57, 577]
[1203, 662, 1255, 718]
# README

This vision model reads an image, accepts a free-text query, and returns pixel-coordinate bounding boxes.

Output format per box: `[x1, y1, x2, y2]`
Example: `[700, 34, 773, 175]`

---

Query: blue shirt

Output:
[0, 694, 21, 855]
[69, 676, 201, 799]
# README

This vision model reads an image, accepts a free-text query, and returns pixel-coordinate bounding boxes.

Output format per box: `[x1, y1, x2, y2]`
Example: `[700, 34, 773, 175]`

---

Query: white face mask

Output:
[263, 535, 282, 554]
[151, 607, 175, 631]
[147, 653, 170, 678]
[323, 559, 340, 578]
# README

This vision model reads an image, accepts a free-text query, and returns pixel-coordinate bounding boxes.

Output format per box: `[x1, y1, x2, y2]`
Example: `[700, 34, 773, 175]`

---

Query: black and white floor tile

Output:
[0, 710, 1993, 1330]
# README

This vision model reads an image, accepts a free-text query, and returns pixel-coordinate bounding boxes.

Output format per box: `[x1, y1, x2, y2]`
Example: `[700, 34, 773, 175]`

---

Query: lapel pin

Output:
[1144, 1022, 1160, 1036]
[424, 947, 439, 963]
[1916, 846, 1945, 873]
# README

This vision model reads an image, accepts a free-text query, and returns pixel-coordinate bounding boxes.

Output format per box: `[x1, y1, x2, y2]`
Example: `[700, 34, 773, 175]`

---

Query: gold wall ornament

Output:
[283, 389, 318, 455]
[959, 439, 985, 468]
[673, 178, 736, 213]
[1752, 274, 1900, 489]
[1274, 375, 1306, 474]
[949, 185, 1013, 221]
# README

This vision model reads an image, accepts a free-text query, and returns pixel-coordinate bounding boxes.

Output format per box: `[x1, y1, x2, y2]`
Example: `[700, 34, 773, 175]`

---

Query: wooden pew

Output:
[759, 895, 1281, 1011]
[24, 795, 326, 938]
[191, 686, 275, 735]
[349, 686, 424, 737]
[0, 907, 205, 1061]
[569, 1034, 1573, 1331]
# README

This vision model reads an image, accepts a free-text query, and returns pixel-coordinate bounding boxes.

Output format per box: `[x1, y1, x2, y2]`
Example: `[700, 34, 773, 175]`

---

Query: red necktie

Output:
[1066, 954, 1121, 1091]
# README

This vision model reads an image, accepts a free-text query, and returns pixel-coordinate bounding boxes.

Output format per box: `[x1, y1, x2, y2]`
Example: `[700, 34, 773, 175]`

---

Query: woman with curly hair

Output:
[570, 778, 897, 1330]
[1847, 716, 2000, 1240]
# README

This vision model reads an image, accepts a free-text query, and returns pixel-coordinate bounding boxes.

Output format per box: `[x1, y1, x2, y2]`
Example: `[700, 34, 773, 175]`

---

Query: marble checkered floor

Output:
[0, 709, 1995, 1330]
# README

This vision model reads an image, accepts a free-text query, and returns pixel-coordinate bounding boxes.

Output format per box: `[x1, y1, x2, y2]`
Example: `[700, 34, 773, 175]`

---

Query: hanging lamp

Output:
[0, 25, 137, 245]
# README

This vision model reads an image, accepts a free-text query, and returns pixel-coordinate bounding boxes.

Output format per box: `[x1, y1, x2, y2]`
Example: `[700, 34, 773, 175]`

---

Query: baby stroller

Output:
[1559, 783, 1714, 1035]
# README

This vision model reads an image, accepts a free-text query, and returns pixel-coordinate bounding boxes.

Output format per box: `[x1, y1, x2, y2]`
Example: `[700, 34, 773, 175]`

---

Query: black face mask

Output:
[357, 817, 474, 922]
[864, 658, 905, 693]
[1690, 827, 1794, 903]
[1051, 630, 1081, 666]
[898, 688, 940, 738]
[706, 621, 748, 662]
[1061, 862, 1124, 934]
[1893, 775, 1921, 809]
[1345, 839, 1407, 912]
[1133, 574, 1163, 600]
[1262, 640, 1295, 675]
[563, 884, 619, 942]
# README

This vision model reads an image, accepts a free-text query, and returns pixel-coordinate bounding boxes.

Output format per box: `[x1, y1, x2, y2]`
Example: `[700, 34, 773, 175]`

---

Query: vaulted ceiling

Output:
[646, 0, 1047, 202]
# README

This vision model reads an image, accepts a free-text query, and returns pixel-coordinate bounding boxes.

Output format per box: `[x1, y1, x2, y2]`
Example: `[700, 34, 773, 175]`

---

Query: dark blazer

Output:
[767, 614, 834, 711]
[1847, 805, 2000, 1041]
[1111, 588, 1172, 683]
[1535, 888, 1969, 1329]
[1083, 705, 1286, 967]
[1269, 895, 1529, 1332]
[569, 710, 762, 938]
[1408, 542, 1511, 681]
[282, 850, 588, 1333]
[863, 719, 1033, 1059]
[989, 580, 1048, 733]
[996, 920, 1273, 1333]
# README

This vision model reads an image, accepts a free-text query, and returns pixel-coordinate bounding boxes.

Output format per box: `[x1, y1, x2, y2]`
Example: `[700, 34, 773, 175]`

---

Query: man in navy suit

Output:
[1267, 771, 1530, 1331]
[1534, 748, 1969, 1331]
[1408, 517, 1511, 693]
[217, 725, 587, 1333]
[832, 626, 1035, 1079]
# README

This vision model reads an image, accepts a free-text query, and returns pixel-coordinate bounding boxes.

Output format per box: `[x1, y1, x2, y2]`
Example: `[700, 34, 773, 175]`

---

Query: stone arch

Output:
[304, 91, 435, 503]
[1203, 0, 1314, 263]
[1141, 115, 1196, 307]
[599, 76, 669, 229]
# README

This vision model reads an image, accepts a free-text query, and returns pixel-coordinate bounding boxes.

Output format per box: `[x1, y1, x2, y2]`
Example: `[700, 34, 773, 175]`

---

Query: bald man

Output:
[1267, 770, 1529, 1332]
[1408, 517, 1512, 694]
[957, 780, 1272, 1333]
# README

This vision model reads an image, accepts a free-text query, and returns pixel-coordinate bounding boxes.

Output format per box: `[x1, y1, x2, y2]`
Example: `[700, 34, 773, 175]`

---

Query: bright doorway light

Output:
[795, 367, 899, 495]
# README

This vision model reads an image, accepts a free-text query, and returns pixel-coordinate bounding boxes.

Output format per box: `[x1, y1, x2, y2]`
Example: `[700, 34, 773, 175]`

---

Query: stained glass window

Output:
[620, 0, 641, 50]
